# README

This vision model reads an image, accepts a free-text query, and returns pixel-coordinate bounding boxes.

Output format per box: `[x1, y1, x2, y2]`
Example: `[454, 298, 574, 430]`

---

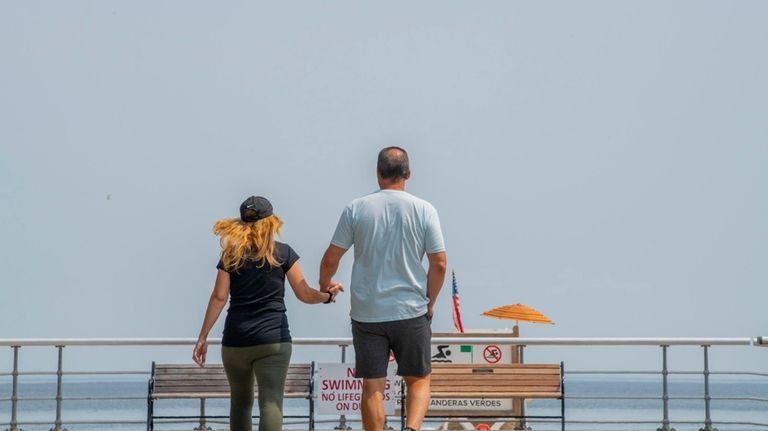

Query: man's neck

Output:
[379, 180, 406, 191]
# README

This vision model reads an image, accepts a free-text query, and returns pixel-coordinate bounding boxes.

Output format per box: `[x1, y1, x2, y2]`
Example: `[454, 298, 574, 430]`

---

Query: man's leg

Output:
[404, 374, 431, 431]
[361, 377, 387, 431]
[391, 315, 433, 431]
[352, 319, 391, 431]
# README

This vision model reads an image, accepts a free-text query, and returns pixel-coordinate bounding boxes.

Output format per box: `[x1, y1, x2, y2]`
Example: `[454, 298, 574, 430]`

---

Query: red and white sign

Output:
[482, 345, 502, 364]
[317, 363, 397, 415]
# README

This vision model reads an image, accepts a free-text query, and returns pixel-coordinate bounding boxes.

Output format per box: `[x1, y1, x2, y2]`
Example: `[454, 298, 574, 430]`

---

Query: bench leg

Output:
[309, 395, 315, 431]
[147, 362, 155, 431]
[146, 382, 154, 431]
[561, 361, 566, 431]
[561, 395, 565, 431]
[146, 397, 153, 431]
[194, 398, 211, 430]
[400, 380, 406, 431]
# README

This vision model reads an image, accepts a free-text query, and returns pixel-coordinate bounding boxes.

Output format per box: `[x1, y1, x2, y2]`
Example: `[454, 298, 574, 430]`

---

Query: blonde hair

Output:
[213, 214, 283, 271]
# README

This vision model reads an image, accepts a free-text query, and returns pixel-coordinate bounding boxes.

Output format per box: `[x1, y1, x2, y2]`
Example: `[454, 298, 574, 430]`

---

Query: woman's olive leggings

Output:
[221, 343, 292, 431]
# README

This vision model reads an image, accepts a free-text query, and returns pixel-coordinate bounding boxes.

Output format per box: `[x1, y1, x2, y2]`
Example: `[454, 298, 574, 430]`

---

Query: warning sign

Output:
[482, 345, 502, 364]
[428, 342, 512, 411]
[317, 363, 398, 415]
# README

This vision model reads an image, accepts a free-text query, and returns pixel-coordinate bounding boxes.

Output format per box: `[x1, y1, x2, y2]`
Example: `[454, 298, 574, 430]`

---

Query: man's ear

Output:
[404, 171, 411, 180]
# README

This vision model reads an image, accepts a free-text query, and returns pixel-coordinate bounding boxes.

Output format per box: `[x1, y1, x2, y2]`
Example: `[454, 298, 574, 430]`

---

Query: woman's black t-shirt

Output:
[217, 242, 299, 347]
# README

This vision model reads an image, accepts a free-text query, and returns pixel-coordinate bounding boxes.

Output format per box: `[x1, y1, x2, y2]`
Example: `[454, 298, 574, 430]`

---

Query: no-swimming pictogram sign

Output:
[482, 345, 502, 364]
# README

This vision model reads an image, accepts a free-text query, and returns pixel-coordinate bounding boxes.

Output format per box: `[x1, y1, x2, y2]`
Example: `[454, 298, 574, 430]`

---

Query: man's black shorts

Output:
[351, 314, 432, 378]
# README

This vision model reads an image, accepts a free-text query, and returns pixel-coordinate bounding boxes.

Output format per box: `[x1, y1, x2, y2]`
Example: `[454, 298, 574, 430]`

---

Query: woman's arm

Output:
[193, 270, 230, 367]
[287, 261, 343, 304]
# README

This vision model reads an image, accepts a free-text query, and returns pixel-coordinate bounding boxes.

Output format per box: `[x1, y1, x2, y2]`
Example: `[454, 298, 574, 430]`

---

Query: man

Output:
[319, 147, 447, 431]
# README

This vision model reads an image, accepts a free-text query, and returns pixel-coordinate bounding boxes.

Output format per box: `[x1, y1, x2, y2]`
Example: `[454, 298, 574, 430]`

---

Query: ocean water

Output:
[1, 378, 766, 431]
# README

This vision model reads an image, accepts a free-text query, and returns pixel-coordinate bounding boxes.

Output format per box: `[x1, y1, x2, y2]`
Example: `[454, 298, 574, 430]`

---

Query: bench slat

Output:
[432, 382, 560, 389]
[432, 365, 558, 370]
[432, 385, 560, 396]
[154, 384, 309, 394]
[155, 376, 309, 385]
[430, 392, 562, 399]
[430, 371, 559, 376]
[153, 392, 310, 399]
[154, 386, 310, 394]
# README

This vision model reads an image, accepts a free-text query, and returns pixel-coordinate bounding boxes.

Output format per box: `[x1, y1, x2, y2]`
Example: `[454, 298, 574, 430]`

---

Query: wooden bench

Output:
[147, 361, 315, 431]
[401, 362, 565, 431]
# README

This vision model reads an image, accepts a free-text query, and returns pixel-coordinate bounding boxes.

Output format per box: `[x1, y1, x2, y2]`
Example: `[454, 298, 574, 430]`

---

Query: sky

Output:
[1, 1, 766, 373]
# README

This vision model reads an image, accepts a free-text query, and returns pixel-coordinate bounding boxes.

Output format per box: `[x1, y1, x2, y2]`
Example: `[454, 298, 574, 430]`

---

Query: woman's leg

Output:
[252, 342, 292, 431]
[222, 346, 257, 431]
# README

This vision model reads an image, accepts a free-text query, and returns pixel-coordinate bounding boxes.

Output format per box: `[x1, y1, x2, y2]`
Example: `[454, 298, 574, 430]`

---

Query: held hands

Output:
[325, 280, 344, 303]
[192, 338, 208, 368]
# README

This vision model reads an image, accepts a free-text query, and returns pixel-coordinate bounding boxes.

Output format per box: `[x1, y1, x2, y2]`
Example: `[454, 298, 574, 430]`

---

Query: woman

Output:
[193, 195, 342, 431]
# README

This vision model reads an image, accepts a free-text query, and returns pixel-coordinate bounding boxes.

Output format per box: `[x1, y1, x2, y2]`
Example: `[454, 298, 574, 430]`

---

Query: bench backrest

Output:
[150, 363, 313, 399]
[430, 363, 562, 398]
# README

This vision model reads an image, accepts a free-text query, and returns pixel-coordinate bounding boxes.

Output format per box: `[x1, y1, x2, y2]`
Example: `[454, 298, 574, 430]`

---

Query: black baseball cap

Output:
[240, 196, 273, 222]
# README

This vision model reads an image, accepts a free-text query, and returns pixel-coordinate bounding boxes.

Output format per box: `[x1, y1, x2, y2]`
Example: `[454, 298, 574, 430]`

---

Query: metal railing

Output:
[1, 337, 766, 430]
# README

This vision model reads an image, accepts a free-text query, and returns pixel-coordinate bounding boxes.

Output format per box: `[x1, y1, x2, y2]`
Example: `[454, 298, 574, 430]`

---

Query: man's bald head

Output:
[377, 147, 410, 181]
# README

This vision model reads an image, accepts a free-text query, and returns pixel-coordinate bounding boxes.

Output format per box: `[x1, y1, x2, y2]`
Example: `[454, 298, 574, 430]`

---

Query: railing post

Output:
[515, 345, 530, 430]
[193, 398, 211, 430]
[657, 345, 674, 431]
[699, 345, 717, 431]
[6, 346, 22, 431]
[334, 344, 351, 430]
[50, 345, 67, 431]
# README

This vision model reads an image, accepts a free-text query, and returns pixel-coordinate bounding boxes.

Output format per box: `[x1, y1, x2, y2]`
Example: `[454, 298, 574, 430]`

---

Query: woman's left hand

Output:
[193, 339, 208, 367]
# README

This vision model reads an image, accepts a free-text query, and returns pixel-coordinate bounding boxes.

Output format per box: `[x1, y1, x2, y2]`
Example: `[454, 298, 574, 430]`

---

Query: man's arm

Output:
[426, 251, 447, 317]
[319, 244, 348, 292]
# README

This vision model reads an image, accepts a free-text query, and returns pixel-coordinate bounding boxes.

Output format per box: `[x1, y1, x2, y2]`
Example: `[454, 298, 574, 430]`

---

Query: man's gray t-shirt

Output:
[331, 189, 445, 323]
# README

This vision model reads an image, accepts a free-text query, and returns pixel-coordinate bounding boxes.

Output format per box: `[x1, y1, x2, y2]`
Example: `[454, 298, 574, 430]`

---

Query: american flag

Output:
[451, 270, 465, 333]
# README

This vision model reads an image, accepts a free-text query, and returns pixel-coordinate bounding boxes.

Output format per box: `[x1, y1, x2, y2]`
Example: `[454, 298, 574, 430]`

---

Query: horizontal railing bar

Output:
[0, 419, 765, 427]
[562, 420, 768, 426]
[0, 336, 758, 347]
[4, 397, 53, 401]
[1, 420, 148, 425]
[714, 396, 768, 402]
[567, 370, 660, 374]
[565, 395, 768, 402]
[8, 369, 767, 379]
[3, 394, 764, 404]
[54, 395, 148, 401]
[5, 369, 765, 380]
[566, 395, 660, 400]
[568, 370, 768, 376]
[63, 370, 149, 375]
[710, 371, 768, 377]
